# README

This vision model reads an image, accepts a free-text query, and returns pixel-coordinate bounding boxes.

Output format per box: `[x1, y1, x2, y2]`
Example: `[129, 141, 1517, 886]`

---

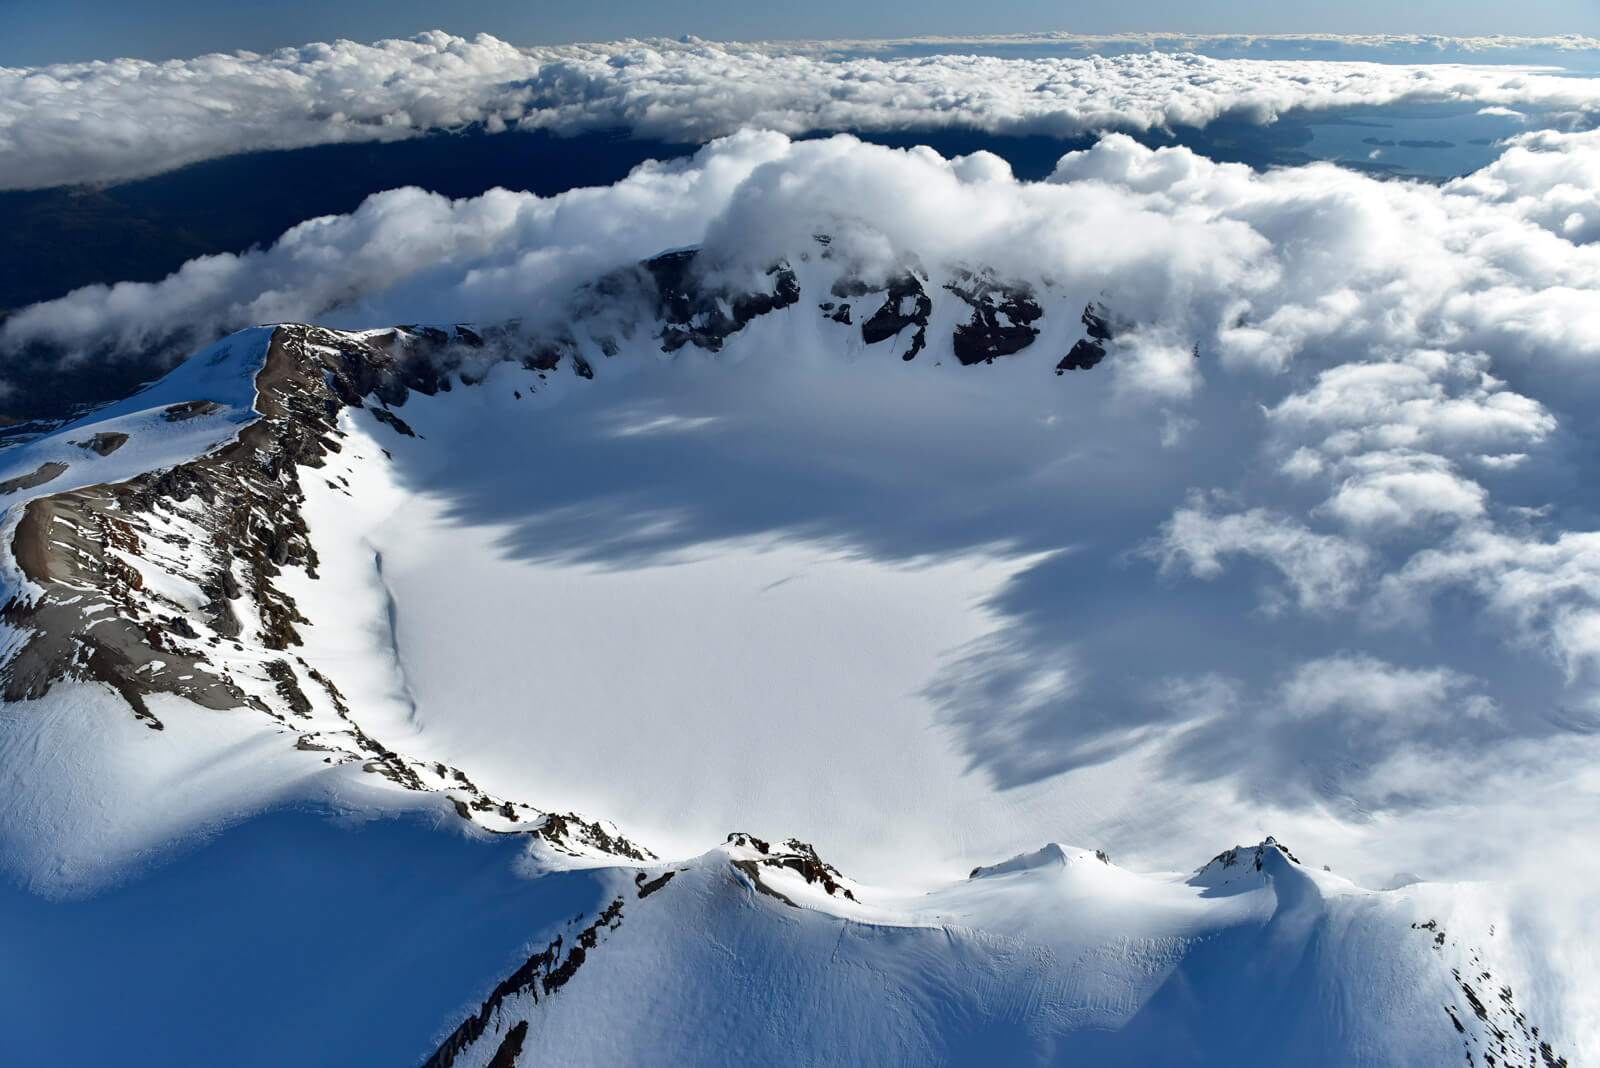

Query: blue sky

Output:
[4, 0, 1597, 66]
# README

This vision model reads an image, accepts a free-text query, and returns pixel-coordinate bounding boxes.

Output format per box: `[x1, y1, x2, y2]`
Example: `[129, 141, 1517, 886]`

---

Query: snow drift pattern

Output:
[4, 30, 1600, 190]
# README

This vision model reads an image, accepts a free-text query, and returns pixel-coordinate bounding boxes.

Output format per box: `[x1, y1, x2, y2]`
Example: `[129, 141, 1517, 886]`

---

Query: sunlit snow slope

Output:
[427, 839, 1559, 1068]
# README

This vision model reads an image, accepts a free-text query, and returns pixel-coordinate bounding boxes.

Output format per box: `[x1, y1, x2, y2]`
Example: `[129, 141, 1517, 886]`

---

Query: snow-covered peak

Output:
[721, 832, 863, 909]
[968, 841, 1071, 878]
[1190, 836, 1308, 893]
[966, 841, 1121, 879]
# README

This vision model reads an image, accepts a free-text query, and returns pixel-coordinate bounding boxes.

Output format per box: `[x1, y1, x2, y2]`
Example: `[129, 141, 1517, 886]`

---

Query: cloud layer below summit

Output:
[5, 30, 1600, 190]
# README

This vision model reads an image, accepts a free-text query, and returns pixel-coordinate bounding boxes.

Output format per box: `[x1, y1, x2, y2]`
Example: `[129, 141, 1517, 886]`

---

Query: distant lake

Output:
[1300, 105, 1534, 178]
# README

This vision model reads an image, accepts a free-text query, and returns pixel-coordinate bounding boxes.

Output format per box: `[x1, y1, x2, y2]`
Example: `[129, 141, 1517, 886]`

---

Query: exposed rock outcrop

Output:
[726, 832, 857, 905]
[1056, 302, 1115, 373]
[946, 270, 1043, 365]
[645, 248, 801, 353]
[856, 272, 933, 361]
[0, 323, 650, 860]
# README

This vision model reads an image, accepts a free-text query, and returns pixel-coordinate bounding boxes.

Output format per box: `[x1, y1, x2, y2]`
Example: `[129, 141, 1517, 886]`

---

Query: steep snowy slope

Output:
[427, 837, 1565, 1068]
[0, 237, 1588, 1064]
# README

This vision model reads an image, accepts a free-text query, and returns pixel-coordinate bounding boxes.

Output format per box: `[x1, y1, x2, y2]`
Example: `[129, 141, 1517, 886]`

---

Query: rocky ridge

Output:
[0, 321, 652, 860]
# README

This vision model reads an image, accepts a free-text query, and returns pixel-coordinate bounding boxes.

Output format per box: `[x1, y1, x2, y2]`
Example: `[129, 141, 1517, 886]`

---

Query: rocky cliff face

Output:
[0, 322, 653, 859]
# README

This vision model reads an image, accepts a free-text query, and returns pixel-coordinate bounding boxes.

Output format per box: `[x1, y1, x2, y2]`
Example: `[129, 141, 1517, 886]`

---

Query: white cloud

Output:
[1449, 128, 1600, 244]
[4, 31, 1600, 190]
[1318, 451, 1487, 531]
[7, 123, 1598, 437]
[0, 130, 796, 357]
[1257, 350, 1554, 534]
[795, 31, 1600, 63]
[1148, 498, 1372, 612]
[1265, 352, 1554, 458]
[1379, 527, 1600, 683]
[1276, 654, 1496, 732]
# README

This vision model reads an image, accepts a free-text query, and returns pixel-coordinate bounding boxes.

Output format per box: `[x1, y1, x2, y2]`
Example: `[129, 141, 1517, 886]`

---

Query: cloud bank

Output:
[5, 31, 1600, 190]
[796, 31, 1600, 61]
[10, 125, 1600, 366]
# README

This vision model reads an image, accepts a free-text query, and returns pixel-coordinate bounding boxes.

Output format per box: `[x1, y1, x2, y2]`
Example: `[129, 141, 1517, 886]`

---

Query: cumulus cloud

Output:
[0, 131, 797, 357]
[5, 30, 1600, 190]
[1261, 351, 1554, 533]
[1318, 451, 1488, 531]
[1380, 527, 1600, 686]
[9, 121, 1600, 411]
[1149, 499, 1372, 612]
[1276, 654, 1496, 732]
[1449, 128, 1600, 243]
[1265, 352, 1554, 457]
[25, 120, 1596, 383]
